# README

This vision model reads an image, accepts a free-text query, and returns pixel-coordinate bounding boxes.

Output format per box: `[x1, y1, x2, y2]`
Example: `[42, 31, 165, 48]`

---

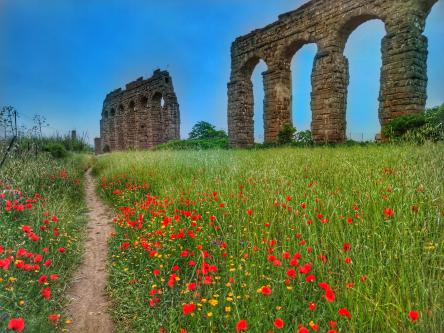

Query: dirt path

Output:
[65, 169, 114, 333]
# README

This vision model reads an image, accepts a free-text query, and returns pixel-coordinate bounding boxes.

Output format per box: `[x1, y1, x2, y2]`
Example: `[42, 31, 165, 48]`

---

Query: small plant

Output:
[295, 130, 313, 145]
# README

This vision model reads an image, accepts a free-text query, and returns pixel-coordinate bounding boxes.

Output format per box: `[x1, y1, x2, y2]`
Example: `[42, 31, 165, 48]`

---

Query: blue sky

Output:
[1, 0, 443, 143]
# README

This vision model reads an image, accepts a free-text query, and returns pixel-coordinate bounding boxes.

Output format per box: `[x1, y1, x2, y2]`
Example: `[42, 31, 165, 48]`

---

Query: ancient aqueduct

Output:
[227, 0, 438, 147]
[96, 0, 438, 151]
[96, 70, 180, 153]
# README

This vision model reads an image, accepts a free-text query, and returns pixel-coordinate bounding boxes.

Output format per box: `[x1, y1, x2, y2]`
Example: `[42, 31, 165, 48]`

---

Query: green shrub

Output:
[44, 142, 68, 158]
[383, 104, 444, 143]
[295, 130, 313, 145]
[277, 123, 296, 145]
[383, 113, 426, 139]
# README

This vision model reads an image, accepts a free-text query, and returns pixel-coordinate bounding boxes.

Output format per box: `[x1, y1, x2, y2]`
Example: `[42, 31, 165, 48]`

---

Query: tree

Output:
[277, 123, 296, 145]
[188, 121, 227, 140]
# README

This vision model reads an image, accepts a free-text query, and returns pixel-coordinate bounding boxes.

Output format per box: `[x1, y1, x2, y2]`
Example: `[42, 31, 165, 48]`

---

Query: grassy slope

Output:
[95, 145, 443, 333]
[0, 153, 91, 332]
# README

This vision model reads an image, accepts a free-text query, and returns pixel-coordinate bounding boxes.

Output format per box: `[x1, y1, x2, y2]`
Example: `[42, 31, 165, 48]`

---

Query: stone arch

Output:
[337, 14, 388, 51]
[228, 0, 437, 146]
[227, 54, 270, 146]
[110, 108, 116, 117]
[277, 39, 319, 135]
[342, 18, 386, 141]
[103, 110, 108, 119]
[239, 55, 269, 79]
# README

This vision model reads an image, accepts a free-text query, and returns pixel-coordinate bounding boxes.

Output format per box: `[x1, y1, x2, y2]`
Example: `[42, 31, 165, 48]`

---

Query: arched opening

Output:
[289, 43, 317, 134]
[251, 60, 268, 143]
[110, 108, 116, 117]
[424, 0, 444, 108]
[103, 110, 108, 119]
[140, 96, 148, 108]
[129, 100, 135, 112]
[342, 18, 386, 141]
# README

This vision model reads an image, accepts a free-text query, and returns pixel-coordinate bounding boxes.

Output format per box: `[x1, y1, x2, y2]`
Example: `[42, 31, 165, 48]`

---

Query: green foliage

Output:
[295, 130, 314, 145]
[43, 142, 68, 158]
[383, 104, 444, 143]
[155, 138, 229, 150]
[188, 121, 227, 140]
[277, 123, 296, 145]
[383, 113, 426, 138]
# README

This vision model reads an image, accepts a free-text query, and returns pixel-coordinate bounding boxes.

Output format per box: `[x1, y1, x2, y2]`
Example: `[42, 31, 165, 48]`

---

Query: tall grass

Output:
[95, 144, 443, 333]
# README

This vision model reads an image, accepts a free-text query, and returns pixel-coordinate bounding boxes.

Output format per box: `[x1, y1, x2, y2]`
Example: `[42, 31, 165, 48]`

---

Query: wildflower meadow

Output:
[92, 144, 443, 333]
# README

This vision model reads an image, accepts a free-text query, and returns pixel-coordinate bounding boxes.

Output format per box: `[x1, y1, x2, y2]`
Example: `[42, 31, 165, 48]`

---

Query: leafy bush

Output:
[295, 130, 313, 145]
[383, 104, 444, 143]
[277, 123, 296, 145]
[155, 138, 229, 150]
[43, 142, 68, 158]
[188, 121, 227, 140]
[383, 113, 426, 138]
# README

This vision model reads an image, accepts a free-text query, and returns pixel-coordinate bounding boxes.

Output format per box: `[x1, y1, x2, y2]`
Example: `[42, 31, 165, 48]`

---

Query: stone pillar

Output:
[150, 95, 163, 146]
[129, 106, 137, 149]
[109, 115, 116, 151]
[227, 75, 254, 148]
[311, 51, 349, 143]
[163, 95, 180, 142]
[116, 106, 126, 151]
[263, 63, 292, 143]
[379, 18, 428, 127]
[94, 137, 102, 154]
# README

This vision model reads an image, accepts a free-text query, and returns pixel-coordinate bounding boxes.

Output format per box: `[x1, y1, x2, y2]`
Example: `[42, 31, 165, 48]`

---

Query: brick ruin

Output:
[227, 0, 438, 147]
[95, 69, 180, 153]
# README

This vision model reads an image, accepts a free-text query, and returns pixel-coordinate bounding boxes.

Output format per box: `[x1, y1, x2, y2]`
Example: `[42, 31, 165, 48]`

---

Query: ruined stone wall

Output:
[227, 0, 438, 147]
[96, 70, 180, 153]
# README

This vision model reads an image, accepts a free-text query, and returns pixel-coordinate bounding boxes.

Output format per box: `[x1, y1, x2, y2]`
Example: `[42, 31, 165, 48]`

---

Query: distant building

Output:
[95, 69, 180, 154]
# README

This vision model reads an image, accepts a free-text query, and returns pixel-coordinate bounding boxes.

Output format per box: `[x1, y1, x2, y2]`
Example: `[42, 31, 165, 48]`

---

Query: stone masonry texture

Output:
[95, 69, 180, 153]
[227, 0, 438, 147]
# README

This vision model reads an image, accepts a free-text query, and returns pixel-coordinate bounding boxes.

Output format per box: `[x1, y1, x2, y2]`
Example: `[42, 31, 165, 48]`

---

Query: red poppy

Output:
[383, 208, 394, 217]
[309, 302, 316, 311]
[48, 314, 61, 322]
[182, 303, 196, 315]
[343, 243, 351, 252]
[274, 318, 284, 329]
[409, 310, 419, 322]
[236, 319, 248, 332]
[287, 268, 296, 279]
[260, 286, 272, 295]
[8, 318, 25, 332]
[324, 289, 336, 302]
[338, 307, 351, 318]
[41, 287, 51, 300]
[298, 327, 309, 333]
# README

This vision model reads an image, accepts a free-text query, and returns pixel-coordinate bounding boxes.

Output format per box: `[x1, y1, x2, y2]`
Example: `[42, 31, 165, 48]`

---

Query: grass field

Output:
[94, 144, 444, 333]
[0, 154, 90, 332]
